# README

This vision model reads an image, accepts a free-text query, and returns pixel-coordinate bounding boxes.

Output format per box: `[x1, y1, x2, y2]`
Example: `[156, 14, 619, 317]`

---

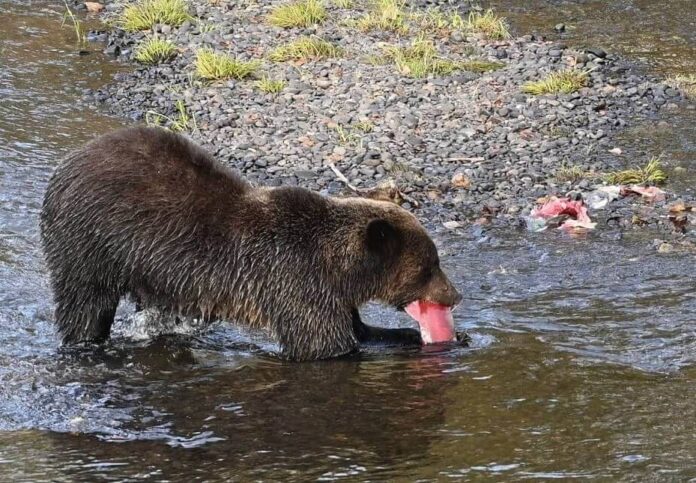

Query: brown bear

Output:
[40, 127, 462, 361]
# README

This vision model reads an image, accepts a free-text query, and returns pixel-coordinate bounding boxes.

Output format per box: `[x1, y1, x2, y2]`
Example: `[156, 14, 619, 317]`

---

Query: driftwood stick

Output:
[328, 163, 359, 193]
[327, 163, 420, 208]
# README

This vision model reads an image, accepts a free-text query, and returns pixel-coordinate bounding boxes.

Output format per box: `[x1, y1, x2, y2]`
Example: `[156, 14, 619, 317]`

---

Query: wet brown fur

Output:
[40, 127, 461, 361]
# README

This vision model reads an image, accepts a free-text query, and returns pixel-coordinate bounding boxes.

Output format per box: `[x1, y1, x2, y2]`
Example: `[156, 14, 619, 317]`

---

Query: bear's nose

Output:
[429, 269, 462, 307]
[452, 288, 463, 306]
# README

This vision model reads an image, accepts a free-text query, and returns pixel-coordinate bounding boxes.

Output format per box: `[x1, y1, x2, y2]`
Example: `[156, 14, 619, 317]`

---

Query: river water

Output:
[0, 1, 694, 480]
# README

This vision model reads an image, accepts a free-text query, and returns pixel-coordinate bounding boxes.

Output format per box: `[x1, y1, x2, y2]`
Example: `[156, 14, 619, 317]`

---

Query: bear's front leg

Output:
[352, 309, 422, 347]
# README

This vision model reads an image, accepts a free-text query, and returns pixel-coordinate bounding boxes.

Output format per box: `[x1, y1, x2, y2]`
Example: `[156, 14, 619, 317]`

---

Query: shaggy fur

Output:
[40, 127, 461, 361]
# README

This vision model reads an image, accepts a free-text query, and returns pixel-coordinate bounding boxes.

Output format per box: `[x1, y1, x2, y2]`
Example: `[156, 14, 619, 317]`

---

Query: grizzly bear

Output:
[40, 127, 462, 361]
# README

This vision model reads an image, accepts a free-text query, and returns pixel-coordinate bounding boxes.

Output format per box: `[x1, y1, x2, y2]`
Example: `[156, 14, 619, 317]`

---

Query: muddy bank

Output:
[72, 0, 694, 228]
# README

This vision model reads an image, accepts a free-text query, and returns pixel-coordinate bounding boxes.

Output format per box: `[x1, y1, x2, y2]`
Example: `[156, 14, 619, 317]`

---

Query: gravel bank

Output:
[76, 0, 691, 228]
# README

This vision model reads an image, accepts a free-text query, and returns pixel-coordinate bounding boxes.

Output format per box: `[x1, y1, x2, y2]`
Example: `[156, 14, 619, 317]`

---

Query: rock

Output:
[657, 242, 674, 254]
[451, 173, 471, 189]
[104, 44, 120, 57]
[83, 0, 675, 227]
[554, 23, 566, 33]
[586, 47, 607, 58]
[84, 2, 104, 13]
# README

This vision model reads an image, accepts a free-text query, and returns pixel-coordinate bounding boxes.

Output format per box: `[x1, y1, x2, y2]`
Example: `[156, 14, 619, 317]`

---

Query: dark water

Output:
[1, 1, 695, 481]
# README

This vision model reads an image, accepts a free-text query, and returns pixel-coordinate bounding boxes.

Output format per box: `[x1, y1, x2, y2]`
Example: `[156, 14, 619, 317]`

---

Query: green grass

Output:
[465, 9, 510, 40]
[364, 54, 389, 65]
[665, 74, 696, 99]
[332, 124, 365, 148]
[353, 120, 374, 133]
[121, 0, 192, 31]
[522, 69, 589, 95]
[459, 59, 504, 73]
[256, 77, 287, 93]
[384, 37, 459, 78]
[145, 99, 195, 132]
[197, 21, 218, 33]
[268, 37, 341, 61]
[268, 0, 326, 28]
[195, 48, 261, 80]
[134, 37, 176, 64]
[62, 1, 87, 43]
[332, 0, 353, 8]
[604, 157, 667, 185]
[554, 165, 593, 183]
[356, 0, 408, 33]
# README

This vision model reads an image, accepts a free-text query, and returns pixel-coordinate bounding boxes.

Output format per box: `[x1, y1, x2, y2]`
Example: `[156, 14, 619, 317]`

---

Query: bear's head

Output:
[335, 199, 462, 343]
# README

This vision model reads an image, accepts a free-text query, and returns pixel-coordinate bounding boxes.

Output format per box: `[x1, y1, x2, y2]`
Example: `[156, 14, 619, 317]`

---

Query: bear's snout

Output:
[424, 269, 462, 307]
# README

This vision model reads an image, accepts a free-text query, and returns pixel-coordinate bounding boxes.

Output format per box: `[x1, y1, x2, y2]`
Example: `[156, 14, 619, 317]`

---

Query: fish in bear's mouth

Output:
[403, 300, 456, 344]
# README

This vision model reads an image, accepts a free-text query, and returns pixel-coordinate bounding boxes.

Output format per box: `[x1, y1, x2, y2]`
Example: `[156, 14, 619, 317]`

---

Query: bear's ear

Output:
[365, 218, 402, 261]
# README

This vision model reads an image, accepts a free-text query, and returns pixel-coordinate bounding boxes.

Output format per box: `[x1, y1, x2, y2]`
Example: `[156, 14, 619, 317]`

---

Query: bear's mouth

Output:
[404, 300, 456, 344]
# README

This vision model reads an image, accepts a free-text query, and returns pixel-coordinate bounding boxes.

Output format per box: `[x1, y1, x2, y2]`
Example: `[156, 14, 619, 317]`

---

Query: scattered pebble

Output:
[75, 0, 689, 227]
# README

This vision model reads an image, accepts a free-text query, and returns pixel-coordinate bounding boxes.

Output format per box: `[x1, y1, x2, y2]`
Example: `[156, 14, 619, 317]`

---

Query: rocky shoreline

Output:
[75, 0, 692, 232]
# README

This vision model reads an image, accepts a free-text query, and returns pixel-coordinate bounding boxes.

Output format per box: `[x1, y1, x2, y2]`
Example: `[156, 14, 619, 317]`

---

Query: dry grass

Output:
[121, 0, 192, 31]
[356, 0, 408, 33]
[62, 1, 87, 43]
[269, 37, 341, 61]
[195, 48, 260, 80]
[522, 69, 589, 95]
[465, 9, 510, 40]
[268, 0, 326, 28]
[665, 74, 696, 99]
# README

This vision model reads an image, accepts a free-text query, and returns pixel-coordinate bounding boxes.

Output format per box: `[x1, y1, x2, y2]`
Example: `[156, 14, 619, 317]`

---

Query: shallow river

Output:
[0, 1, 695, 480]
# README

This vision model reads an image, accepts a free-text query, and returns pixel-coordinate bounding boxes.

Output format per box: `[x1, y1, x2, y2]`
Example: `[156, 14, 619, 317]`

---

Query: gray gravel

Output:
[77, 0, 690, 226]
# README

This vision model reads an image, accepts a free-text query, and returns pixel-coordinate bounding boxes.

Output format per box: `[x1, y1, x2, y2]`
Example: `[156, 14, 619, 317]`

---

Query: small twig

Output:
[446, 156, 485, 162]
[328, 162, 359, 192]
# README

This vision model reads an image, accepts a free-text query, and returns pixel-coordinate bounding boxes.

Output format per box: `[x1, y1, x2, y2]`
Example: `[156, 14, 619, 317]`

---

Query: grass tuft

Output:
[121, 0, 192, 31]
[665, 74, 696, 99]
[134, 37, 177, 64]
[465, 9, 510, 40]
[412, 8, 470, 34]
[522, 69, 588, 95]
[256, 77, 287, 93]
[604, 157, 667, 185]
[356, 0, 408, 33]
[459, 59, 504, 73]
[269, 37, 341, 61]
[197, 21, 218, 33]
[62, 1, 87, 43]
[353, 120, 374, 133]
[412, 8, 450, 32]
[268, 0, 326, 28]
[554, 165, 594, 183]
[146, 99, 195, 132]
[332, 0, 353, 7]
[195, 48, 260, 80]
[384, 37, 459, 78]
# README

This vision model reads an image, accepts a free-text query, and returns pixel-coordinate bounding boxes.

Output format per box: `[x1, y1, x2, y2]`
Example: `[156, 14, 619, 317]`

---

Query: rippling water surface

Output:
[1, 1, 695, 480]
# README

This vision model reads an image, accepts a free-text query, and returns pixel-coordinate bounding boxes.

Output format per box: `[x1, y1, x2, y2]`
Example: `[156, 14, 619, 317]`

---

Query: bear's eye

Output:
[419, 265, 434, 283]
